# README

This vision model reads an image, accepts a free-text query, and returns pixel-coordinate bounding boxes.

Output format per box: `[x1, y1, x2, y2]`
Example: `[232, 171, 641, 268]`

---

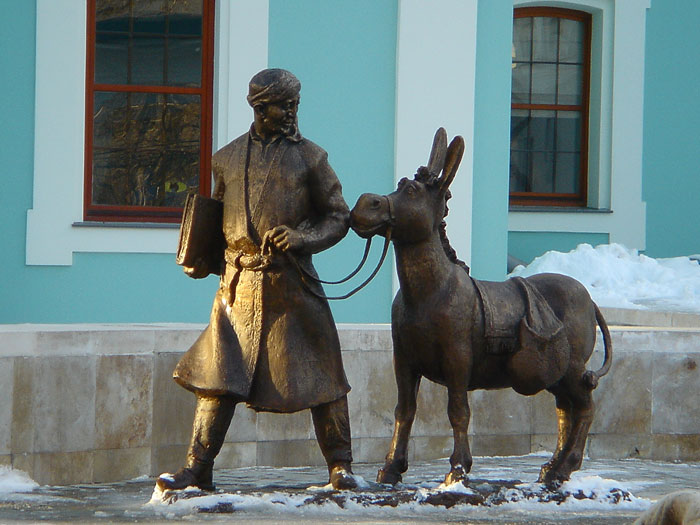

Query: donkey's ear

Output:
[438, 135, 465, 193]
[426, 127, 448, 177]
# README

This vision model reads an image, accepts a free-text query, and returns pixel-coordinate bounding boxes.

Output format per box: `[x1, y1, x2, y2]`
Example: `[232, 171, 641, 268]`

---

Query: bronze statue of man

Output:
[157, 68, 356, 491]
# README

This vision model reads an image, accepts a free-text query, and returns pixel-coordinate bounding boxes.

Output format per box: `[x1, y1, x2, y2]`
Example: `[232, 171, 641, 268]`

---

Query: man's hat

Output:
[247, 69, 301, 107]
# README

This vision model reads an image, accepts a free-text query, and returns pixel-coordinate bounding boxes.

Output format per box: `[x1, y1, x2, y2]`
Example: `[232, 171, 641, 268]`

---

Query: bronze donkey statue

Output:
[350, 128, 612, 488]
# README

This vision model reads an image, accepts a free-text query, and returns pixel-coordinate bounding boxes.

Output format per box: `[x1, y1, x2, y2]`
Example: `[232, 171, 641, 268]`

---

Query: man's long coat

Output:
[173, 129, 351, 413]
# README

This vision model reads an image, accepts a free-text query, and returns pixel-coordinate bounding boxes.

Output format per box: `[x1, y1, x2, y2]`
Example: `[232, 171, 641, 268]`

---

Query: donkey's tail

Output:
[582, 303, 613, 389]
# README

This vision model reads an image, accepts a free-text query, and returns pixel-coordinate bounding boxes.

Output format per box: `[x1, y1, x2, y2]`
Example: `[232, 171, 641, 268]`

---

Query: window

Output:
[84, 0, 215, 222]
[510, 7, 591, 207]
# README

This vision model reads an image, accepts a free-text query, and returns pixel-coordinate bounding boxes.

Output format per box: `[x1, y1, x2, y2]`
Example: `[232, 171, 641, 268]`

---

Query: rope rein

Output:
[288, 227, 392, 301]
[294, 237, 372, 285]
[290, 195, 395, 301]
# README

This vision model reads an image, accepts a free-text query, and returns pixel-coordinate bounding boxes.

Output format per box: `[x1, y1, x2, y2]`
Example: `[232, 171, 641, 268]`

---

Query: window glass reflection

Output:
[555, 153, 580, 194]
[509, 11, 588, 200]
[531, 63, 557, 104]
[558, 64, 582, 105]
[513, 17, 532, 62]
[532, 16, 558, 63]
[512, 63, 531, 104]
[94, 0, 203, 87]
[559, 18, 584, 63]
[92, 91, 200, 207]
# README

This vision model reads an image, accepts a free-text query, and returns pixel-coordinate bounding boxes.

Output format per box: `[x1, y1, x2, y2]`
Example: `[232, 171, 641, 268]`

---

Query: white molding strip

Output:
[395, 0, 478, 270]
[26, 0, 269, 265]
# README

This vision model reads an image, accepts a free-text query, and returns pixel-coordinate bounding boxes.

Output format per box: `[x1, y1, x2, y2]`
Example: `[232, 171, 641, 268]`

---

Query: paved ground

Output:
[1, 455, 698, 524]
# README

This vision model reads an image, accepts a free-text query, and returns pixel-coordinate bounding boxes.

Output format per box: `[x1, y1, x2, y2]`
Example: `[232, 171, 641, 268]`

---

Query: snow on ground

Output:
[0, 467, 38, 494]
[147, 463, 651, 519]
[509, 243, 700, 312]
[4, 455, 681, 522]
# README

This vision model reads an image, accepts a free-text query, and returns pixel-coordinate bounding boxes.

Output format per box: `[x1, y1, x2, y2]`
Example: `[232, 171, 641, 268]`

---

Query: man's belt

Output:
[224, 247, 272, 271]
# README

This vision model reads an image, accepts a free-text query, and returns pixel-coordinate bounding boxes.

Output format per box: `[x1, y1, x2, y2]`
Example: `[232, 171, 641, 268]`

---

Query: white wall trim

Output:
[508, 0, 649, 249]
[26, 0, 269, 266]
[395, 0, 478, 273]
[212, 1, 269, 151]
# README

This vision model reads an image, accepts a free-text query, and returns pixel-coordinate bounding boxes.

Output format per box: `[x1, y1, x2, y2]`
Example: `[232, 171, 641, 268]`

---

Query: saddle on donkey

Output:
[472, 276, 570, 395]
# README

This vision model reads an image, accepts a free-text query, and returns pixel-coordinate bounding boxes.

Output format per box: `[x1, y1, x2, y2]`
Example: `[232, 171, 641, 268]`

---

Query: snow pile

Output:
[498, 474, 651, 512]
[149, 486, 314, 516]
[429, 479, 479, 495]
[148, 471, 650, 518]
[509, 243, 700, 312]
[0, 467, 39, 494]
[306, 473, 370, 492]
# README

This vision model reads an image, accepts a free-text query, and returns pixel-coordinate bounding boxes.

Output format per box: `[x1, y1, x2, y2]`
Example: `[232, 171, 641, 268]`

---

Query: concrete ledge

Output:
[1, 320, 699, 484]
[601, 306, 700, 328]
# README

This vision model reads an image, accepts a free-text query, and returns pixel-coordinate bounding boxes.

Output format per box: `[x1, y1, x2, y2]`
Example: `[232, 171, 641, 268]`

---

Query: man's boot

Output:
[156, 395, 235, 492]
[156, 456, 214, 492]
[329, 462, 357, 490]
[311, 395, 357, 490]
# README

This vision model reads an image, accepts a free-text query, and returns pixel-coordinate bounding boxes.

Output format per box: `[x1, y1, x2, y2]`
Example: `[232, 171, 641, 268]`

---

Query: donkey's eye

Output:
[406, 185, 416, 196]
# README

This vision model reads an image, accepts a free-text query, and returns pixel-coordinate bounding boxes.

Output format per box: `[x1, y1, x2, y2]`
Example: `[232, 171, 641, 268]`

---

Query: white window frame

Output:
[26, 0, 269, 265]
[508, 0, 649, 249]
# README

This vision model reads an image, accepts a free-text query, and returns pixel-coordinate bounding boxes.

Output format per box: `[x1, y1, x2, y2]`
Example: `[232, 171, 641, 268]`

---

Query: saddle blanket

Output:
[472, 276, 565, 355]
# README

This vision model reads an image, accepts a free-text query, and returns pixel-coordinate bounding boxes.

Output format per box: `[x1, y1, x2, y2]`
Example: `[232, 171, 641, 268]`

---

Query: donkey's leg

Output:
[444, 386, 472, 485]
[377, 365, 421, 485]
[538, 386, 573, 483]
[540, 378, 594, 487]
[558, 383, 594, 478]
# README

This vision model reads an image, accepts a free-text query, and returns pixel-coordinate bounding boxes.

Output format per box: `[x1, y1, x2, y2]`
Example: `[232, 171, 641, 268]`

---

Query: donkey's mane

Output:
[414, 167, 470, 275]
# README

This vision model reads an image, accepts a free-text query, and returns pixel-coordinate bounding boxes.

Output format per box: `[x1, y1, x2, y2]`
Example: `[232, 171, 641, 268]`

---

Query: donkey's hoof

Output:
[376, 467, 402, 485]
[539, 468, 569, 489]
[444, 465, 467, 486]
[538, 463, 554, 482]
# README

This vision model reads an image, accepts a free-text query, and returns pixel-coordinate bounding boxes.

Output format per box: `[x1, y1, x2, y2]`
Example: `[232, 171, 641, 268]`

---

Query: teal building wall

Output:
[0, 1, 398, 324]
[7, 0, 697, 324]
[268, 0, 397, 323]
[507, 0, 700, 265]
[642, 0, 700, 258]
[0, 1, 218, 324]
[471, 0, 513, 281]
[508, 232, 610, 266]
[1, 0, 35, 305]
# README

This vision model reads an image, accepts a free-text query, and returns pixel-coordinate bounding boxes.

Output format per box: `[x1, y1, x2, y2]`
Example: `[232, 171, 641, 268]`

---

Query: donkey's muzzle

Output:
[350, 193, 390, 239]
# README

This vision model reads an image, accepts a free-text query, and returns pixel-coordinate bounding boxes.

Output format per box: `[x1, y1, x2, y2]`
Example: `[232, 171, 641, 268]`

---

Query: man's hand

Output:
[263, 225, 305, 252]
[183, 257, 209, 279]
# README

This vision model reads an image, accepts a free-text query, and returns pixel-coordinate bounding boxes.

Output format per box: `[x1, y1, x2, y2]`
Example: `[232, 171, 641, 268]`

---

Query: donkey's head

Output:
[350, 128, 464, 245]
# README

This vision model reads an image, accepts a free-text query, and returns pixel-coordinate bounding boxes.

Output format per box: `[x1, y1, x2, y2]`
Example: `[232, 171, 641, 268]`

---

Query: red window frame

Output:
[510, 7, 592, 207]
[84, 0, 215, 223]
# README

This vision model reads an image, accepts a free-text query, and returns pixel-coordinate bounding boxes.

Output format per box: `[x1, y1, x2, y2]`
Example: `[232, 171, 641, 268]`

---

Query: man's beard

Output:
[281, 120, 297, 137]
